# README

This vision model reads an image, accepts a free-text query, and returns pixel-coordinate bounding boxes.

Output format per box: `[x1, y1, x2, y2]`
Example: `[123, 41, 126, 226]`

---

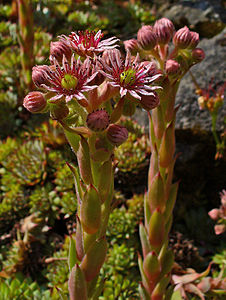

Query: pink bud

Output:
[137, 25, 157, 51]
[140, 92, 160, 111]
[107, 124, 128, 146]
[191, 48, 205, 63]
[165, 59, 180, 75]
[124, 39, 140, 55]
[220, 190, 226, 206]
[32, 65, 50, 88]
[155, 18, 175, 36]
[50, 40, 72, 62]
[173, 26, 192, 49]
[154, 18, 175, 44]
[23, 91, 47, 113]
[86, 109, 110, 132]
[214, 224, 226, 235]
[188, 31, 199, 49]
[208, 209, 220, 220]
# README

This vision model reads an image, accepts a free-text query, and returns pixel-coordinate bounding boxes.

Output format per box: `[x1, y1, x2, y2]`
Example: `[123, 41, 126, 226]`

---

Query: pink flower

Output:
[39, 55, 98, 103]
[100, 50, 161, 100]
[60, 30, 119, 58]
[32, 65, 51, 88]
[50, 40, 72, 62]
[214, 224, 226, 235]
[123, 39, 140, 55]
[208, 208, 220, 220]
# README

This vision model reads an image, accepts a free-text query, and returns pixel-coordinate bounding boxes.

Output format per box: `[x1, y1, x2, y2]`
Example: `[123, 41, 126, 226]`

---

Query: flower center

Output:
[120, 69, 136, 86]
[61, 74, 78, 90]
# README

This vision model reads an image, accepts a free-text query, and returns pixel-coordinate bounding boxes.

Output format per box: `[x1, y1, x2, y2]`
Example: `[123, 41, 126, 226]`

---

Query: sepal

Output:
[139, 223, 151, 258]
[80, 237, 107, 282]
[68, 236, 78, 271]
[81, 185, 101, 234]
[148, 172, 165, 213]
[159, 120, 175, 168]
[97, 160, 112, 203]
[77, 137, 93, 184]
[68, 264, 88, 300]
[148, 209, 165, 249]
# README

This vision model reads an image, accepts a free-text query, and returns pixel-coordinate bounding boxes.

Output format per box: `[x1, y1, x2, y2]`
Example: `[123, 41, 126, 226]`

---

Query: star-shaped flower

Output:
[60, 30, 119, 58]
[100, 50, 161, 100]
[40, 55, 98, 104]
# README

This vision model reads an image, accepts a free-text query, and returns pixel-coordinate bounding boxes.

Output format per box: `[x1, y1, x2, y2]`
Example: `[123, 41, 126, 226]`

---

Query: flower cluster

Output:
[123, 18, 205, 79]
[23, 29, 162, 146]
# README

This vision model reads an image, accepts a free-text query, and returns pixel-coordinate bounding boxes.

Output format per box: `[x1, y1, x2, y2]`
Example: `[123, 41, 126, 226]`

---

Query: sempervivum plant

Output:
[23, 26, 161, 299]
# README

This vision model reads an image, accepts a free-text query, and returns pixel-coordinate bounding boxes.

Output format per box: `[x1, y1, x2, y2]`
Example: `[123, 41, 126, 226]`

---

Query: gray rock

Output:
[176, 27, 226, 131]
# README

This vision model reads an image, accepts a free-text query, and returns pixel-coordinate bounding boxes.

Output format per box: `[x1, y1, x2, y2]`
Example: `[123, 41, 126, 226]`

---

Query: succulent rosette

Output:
[100, 50, 161, 101]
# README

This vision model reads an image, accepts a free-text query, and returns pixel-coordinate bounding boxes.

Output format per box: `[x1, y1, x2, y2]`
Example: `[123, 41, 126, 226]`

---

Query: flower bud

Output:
[197, 96, 206, 109]
[123, 39, 139, 55]
[191, 48, 205, 63]
[23, 91, 47, 113]
[50, 40, 72, 62]
[86, 109, 110, 132]
[32, 65, 50, 88]
[214, 224, 225, 235]
[188, 31, 199, 49]
[140, 92, 160, 111]
[106, 124, 128, 146]
[137, 25, 157, 51]
[50, 102, 69, 120]
[173, 26, 192, 49]
[165, 59, 180, 75]
[208, 208, 219, 220]
[154, 18, 175, 44]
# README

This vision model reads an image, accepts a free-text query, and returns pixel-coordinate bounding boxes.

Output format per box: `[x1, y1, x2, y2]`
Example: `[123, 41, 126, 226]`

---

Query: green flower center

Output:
[120, 69, 136, 86]
[61, 74, 78, 90]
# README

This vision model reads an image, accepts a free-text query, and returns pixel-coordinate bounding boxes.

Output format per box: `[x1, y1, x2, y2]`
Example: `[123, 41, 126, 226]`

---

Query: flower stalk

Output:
[17, 0, 34, 94]
[131, 19, 205, 299]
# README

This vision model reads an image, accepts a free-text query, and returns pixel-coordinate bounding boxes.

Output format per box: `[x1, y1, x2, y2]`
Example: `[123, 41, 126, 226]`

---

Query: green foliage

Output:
[107, 206, 139, 247]
[45, 236, 70, 298]
[1, 139, 46, 186]
[212, 249, 226, 278]
[100, 244, 139, 300]
[0, 273, 51, 300]
[115, 118, 150, 173]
